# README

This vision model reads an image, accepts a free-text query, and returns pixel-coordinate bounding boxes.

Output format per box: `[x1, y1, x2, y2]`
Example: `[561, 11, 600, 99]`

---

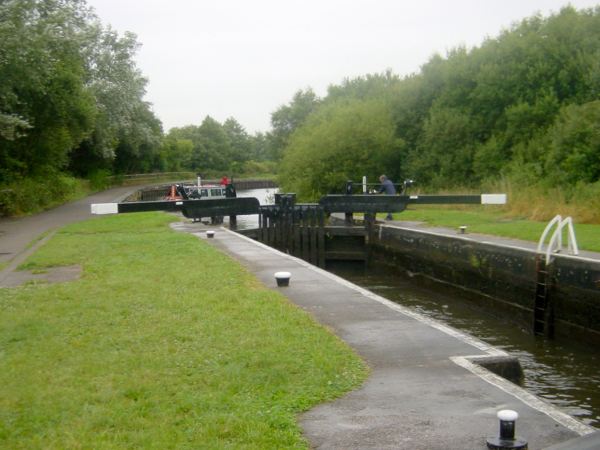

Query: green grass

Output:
[389, 207, 600, 252]
[0, 213, 367, 449]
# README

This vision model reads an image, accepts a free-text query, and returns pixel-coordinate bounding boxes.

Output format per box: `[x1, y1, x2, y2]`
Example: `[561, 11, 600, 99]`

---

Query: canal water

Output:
[329, 262, 600, 428]
[236, 188, 600, 428]
[231, 187, 278, 228]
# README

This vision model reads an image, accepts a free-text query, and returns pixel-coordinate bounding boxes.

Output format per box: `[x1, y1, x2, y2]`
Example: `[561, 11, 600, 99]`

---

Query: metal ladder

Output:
[534, 215, 579, 336]
[533, 256, 550, 335]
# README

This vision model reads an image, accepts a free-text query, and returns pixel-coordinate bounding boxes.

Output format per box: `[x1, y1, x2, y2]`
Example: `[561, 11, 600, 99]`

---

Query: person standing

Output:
[378, 175, 396, 220]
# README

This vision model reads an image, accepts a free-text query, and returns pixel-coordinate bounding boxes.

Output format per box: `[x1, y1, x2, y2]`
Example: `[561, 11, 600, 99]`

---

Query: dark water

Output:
[329, 263, 600, 428]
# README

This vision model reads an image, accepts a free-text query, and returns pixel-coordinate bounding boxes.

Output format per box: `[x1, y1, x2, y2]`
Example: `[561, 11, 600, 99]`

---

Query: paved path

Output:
[173, 222, 595, 450]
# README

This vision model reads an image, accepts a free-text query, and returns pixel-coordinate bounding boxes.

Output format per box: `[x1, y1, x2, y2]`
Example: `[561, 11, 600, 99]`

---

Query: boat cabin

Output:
[195, 186, 226, 199]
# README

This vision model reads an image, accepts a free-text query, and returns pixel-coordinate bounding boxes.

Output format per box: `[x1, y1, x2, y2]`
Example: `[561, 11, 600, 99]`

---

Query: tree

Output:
[400, 5, 600, 189]
[326, 70, 400, 101]
[112, 103, 163, 173]
[269, 89, 320, 160]
[279, 98, 403, 200]
[545, 101, 600, 185]
[74, 24, 162, 175]
[158, 137, 193, 172]
[408, 105, 476, 187]
[0, 0, 163, 183]
[248, 132, 271, 161]
[194, 116, 233, 172]
[223, 117, 251, 167]
[168, 117, 234, 174]
[0, 0, 97, 182]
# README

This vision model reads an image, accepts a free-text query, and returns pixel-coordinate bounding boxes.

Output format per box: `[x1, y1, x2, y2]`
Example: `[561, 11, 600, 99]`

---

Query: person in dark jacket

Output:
[378, 175, 396, 220]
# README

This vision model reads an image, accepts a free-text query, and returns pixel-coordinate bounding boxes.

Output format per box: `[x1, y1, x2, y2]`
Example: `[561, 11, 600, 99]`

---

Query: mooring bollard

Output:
[486, 410, 528, 449]
[459, 225, 467, 234]
[274, 271, 291, 287]
[206, 230, 215, 238]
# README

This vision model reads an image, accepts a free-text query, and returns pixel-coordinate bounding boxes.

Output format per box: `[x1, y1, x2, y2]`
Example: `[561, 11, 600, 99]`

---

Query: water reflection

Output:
[227, 187, 278, 229]
[329, 263, 600, 428]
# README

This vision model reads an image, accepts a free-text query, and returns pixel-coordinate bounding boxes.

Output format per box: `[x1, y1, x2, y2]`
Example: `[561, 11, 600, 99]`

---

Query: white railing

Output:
[537, 215, 579, 264]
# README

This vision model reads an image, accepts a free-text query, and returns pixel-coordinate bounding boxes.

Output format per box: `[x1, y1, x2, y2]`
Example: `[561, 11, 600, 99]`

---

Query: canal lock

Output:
[247, 207, 600, 428]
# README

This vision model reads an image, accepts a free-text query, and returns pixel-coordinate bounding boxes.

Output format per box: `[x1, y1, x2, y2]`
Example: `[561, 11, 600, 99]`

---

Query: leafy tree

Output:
[167, 117, 235, 174]
[0, 0, 97, 182]
[403, 6, 600, 189]
[544, 101, 600, 185]
[0, 114, 31, 142]
[326, 70, 401, 101]
[0, 0, 162, 184]
[112, 103, 163, 173]
[408, 105, 476, 187]
[273, 3, 600, 196]
[473, 92, 560, 181]
[157, 137, 193, 172]
[74, 25, 162, 175]
[269, 89, 320, 160]
[248, 132, 271, 161]
[279, 98, 403, 200]
[193, 116, 232, 172]
[223, 117, 251, 168]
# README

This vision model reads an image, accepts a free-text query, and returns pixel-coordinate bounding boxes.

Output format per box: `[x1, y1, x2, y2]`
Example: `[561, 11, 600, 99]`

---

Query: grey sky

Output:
[86, 0, 599, 134]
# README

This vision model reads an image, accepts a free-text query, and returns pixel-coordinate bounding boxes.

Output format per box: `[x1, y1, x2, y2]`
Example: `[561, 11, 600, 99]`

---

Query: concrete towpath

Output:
[173, 222, 596, 450]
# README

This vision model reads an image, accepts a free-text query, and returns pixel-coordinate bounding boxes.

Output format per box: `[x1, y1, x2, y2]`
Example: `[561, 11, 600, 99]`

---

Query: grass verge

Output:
[391, 207, 600, 253]
[0, 212, 367, 449]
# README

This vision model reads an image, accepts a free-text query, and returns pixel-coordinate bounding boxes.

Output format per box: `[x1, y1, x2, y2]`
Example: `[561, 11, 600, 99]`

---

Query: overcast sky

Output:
[86, 0, 599, 134]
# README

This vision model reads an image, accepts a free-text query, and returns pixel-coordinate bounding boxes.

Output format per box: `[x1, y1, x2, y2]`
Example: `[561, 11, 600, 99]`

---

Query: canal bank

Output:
[173, 221, 595, 449]
[328, 261, 600, 429]
[368, 221, 600, 345]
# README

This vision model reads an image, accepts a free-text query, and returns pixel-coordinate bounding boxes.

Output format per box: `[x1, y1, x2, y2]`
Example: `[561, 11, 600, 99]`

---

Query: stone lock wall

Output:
[370, 225, 600, 343]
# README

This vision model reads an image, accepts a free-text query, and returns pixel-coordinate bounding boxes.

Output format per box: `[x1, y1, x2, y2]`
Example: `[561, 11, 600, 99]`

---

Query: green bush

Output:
[88, 169, 112, 191]
[0, 172, 87, 217]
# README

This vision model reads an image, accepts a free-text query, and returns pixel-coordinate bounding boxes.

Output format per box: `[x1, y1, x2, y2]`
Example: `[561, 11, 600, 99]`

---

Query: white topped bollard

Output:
[206, 230, 215, 239]
[274, 271, 291, 287]
[487, 409, 528, 449]
[459, 225, 467, 234]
